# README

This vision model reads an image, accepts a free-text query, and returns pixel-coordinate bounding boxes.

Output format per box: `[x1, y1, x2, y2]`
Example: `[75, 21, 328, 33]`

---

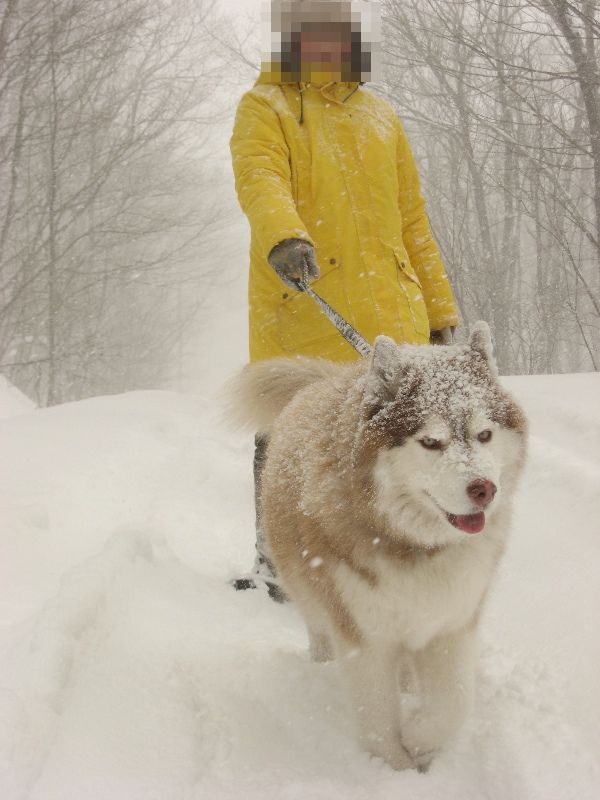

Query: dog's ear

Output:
[469, 321, 498, 377]
[363, 336, 405, 415]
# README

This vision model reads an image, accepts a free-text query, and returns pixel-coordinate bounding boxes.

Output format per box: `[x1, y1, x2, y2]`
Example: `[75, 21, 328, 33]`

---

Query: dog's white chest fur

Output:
[334, 533, 502, 651]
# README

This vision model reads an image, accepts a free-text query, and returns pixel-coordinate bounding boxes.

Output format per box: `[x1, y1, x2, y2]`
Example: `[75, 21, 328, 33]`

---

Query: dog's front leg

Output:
[338, 641, 415, 771]
[401, 626, 476, 769]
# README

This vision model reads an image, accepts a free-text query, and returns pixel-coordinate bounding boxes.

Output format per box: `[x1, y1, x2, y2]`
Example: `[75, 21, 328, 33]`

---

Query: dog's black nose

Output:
[467, 479, 497, 508]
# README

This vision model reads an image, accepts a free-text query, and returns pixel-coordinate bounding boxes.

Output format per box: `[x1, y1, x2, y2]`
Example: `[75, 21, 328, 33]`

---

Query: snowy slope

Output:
[0, 373, 599, 799]
[0, 376, 36, 420]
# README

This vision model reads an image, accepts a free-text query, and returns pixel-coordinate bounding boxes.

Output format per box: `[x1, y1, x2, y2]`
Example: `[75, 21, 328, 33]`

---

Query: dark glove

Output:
[267, 238, 320, 289]
[430, 326, 455, 345]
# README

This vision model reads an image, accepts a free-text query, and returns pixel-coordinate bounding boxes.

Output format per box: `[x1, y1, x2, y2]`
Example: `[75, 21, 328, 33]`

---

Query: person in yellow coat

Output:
[230, 0, 459, 598]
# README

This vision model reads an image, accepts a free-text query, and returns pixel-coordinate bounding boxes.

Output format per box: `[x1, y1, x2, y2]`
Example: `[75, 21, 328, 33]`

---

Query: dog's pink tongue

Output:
[449, 512, 486, 534]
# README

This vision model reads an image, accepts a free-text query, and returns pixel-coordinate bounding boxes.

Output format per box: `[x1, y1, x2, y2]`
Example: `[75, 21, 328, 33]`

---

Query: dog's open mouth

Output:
[425, 492, 487, 534]
[445, 511, 486, 534]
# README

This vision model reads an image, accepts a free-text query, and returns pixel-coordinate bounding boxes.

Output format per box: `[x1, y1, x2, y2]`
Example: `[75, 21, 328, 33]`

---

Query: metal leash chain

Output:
[293, 264, 372, 357]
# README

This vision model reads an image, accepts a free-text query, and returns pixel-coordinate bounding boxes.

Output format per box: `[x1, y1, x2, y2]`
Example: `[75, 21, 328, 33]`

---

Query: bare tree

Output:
[382, 0, 599, 373]
[0, 0, 228, 404]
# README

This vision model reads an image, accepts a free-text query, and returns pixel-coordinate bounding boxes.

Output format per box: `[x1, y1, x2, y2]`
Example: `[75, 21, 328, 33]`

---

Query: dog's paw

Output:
[363, 731, 418, 772]
[404, 744, 438, 773]
[400, 719, 441, 771]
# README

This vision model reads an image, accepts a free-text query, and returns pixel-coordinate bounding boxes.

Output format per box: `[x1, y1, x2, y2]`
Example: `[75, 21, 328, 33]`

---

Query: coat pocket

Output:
[393, 253, 430, 338]
[394, 251, 422, 289]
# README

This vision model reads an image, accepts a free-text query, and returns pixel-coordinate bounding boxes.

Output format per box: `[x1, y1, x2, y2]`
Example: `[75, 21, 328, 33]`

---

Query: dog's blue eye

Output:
[420, 437, 442, 450]
[478, 430, 493, 443]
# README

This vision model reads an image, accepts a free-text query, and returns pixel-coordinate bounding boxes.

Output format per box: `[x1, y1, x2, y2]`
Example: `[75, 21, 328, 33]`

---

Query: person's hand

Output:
[268, 238, 320, 289]
[430, 326, 455, 345]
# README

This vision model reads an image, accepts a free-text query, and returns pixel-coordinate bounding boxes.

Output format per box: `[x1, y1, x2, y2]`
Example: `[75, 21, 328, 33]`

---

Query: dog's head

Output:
[359, 323, 527, 548]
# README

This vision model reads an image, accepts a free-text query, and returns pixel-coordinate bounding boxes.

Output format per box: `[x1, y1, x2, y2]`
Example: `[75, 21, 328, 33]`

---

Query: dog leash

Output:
[293, 266, 372, 357]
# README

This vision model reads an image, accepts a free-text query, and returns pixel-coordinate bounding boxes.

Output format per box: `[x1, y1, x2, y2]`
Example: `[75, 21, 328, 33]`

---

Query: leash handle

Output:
[293, 264, 372, 358]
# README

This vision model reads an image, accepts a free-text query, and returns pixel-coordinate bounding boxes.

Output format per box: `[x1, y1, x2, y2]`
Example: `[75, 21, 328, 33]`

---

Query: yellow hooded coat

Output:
[230, 78, 460, 362]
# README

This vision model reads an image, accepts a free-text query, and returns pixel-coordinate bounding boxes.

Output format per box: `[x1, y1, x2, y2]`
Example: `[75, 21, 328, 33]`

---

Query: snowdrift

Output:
[0, 375, 36, 420]
[0, 374, 599, 799]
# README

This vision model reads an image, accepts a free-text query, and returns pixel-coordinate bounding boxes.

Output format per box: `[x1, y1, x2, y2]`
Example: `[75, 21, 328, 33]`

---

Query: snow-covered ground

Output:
[0, 376, 36, 420]
[1, 366, 599, 799]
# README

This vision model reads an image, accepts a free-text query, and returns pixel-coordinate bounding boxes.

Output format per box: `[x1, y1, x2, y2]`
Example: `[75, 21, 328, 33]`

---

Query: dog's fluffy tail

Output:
[225, 356, 344, 434]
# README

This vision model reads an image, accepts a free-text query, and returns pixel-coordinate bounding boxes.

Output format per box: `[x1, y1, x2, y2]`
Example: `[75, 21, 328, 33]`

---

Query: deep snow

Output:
[0, 370, 599, 799]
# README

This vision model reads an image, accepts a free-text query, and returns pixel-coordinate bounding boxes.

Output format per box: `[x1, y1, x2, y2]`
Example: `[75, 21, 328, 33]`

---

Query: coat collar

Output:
[298, 80, 361, 104]
[256, 72, 361, 105]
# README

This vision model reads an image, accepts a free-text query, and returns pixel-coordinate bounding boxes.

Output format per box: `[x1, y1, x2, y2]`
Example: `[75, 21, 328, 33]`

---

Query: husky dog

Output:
[231, 323, 527, 771]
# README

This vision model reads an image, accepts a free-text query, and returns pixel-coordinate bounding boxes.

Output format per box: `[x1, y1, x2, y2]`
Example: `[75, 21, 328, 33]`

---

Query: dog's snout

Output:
[466, 479, 497, 508]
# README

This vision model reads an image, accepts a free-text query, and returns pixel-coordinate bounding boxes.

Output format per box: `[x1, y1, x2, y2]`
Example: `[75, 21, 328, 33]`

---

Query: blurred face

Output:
[262, 1, 381, 83]
[300, 26, 352, 69]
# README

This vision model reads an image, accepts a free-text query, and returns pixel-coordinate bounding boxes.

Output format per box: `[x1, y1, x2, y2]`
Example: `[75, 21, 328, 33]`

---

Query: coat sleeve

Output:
[230, 89, 314, 262]
[395, 116, 460, 331]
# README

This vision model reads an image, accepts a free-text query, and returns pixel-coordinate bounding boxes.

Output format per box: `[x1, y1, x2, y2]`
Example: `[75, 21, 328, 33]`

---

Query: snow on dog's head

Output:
[360, 322, 527, 548]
